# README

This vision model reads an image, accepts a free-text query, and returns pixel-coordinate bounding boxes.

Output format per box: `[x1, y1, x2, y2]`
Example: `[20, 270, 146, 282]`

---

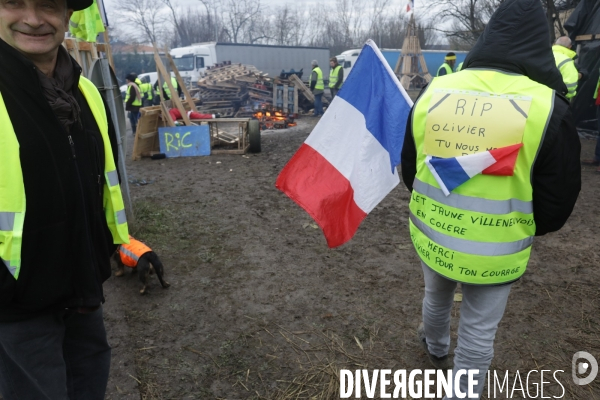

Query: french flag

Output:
[275, 40, 412, 248]
[426, 143, 523, 196]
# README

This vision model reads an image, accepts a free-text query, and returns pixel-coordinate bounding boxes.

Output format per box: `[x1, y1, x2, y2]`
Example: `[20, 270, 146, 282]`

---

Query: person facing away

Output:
[139, 75, 154, 107]
[401, 0, 580, 398]
[125, 72, 141, 135]
[553, 36, 580, 100]
[328, 56, 344, 98]
[437, 52, 456, 76]
[309, 59, 324, 116]
[0, 0, 130, 398]
[153, 76, 180, 101]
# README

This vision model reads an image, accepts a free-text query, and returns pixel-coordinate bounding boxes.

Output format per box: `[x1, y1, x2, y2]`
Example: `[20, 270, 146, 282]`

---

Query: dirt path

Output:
[103, 119, 600, 399]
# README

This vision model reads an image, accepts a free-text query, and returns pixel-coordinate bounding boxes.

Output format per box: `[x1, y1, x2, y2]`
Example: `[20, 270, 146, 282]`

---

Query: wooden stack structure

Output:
[394, 14, 432, 90]
[63, 32, 115, 77]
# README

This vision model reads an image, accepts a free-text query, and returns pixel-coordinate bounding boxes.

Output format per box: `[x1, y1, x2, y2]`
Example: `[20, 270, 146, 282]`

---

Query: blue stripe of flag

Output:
[337, 42, 411, 172]
[429, 157, 471, 193]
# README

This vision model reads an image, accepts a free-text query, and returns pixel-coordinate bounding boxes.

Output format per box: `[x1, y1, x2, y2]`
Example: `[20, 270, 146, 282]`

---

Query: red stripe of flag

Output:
[275, 144, 367, 248]
[483, 143, 523, 176]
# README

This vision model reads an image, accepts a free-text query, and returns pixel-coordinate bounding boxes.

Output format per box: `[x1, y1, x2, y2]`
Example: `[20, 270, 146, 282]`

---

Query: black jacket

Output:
[0, 38, 119, 321]
[401, 0, 581, 236]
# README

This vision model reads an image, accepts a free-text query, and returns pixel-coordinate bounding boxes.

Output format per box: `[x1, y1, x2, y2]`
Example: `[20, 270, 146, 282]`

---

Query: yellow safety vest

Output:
[163, 77, 178, 98]
[0, 77, 129, 279]
[456, 62, 464, 72]
[311, 67, 324, 91]
[125, 83, 142, 106]
[329, 65, 342, 88]
[437, 62, 453, 76]
[139, 82, 153, 101]
[409, 69, 553, 284]
[552, 45, 578, 99]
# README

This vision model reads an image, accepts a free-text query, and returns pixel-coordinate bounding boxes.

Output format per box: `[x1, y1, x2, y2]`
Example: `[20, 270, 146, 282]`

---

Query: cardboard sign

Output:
[158, 125, 210, 157]
[424, 89, 531, 157]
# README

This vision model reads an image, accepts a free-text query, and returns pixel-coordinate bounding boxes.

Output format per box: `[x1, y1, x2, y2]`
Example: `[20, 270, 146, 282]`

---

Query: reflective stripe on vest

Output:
[0, 77, 129, 279]
[437, 63, 453, 76]
[409, 68, 554, 284]
[118, 236, 151, 267]
[329, 65, 342, 88]
[312, 67, 324, 90]
[553, 47, 578, 99]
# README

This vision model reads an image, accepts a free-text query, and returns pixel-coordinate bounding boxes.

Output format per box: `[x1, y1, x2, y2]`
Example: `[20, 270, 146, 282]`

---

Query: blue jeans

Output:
[313, 93, 323, 116]
[421, 263, 512, 399]
[128, 111, 140, 135]
[0, 307, 111, 400]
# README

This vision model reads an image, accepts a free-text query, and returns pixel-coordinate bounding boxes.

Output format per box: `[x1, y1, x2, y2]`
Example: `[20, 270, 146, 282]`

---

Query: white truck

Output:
[170, 42, 330, 87]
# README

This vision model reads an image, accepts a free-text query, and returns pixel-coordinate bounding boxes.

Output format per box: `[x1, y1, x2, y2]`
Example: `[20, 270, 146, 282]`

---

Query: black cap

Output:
[67, 0, 93, 11]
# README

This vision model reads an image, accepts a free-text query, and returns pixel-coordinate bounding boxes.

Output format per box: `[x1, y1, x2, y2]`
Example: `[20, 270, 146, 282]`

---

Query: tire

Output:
[248, 120, 261, 153]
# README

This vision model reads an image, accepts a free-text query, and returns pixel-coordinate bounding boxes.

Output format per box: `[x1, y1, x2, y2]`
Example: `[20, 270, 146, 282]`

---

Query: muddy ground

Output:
[103, 116, 600, 400]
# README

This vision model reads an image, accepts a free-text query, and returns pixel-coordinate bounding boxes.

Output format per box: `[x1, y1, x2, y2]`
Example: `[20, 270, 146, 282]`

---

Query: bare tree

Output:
[112, 0, 167, 44]
[168, 7, 222, 48]
[222, 0, 263, 43]
[271, 5, 310, 46]
[424, 0, 502, 47]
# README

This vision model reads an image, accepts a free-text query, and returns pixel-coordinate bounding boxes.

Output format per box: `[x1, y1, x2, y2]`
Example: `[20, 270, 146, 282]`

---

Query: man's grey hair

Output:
[555, 36, 572, 49]
[311, 60, 318, 66]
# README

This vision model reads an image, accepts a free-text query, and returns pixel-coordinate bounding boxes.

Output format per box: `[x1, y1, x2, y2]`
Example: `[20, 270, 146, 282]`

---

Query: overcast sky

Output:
[103, 0, 417, 24]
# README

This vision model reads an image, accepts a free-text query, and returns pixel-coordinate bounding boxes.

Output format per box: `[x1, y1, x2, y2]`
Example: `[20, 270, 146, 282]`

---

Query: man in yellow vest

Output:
[139, 75, 155, 107]
[329, 56, 344, 98]
[0, 0, 129, 398]
[125, 72, 142, 135]
[552, 36, 580, 100]
[309, 60, 324, 116]
[436, 52, 456, 76]
[153, 76, 180, 101]
[401, 0, 580, 397]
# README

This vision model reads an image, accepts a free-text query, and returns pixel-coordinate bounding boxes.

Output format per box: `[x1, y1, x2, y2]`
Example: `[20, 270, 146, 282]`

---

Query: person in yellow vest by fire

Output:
[329, 56, 344, 99]
[0, 0, 129, 397]
[309, 60, 324, 116]
[437, 52, 456, 76]
[401, 0, 580, 398]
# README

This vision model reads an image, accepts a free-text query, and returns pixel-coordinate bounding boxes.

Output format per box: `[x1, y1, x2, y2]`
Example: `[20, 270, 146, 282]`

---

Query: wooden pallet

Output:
[63, 34, 115, 77]
[394, 14, 432, 90]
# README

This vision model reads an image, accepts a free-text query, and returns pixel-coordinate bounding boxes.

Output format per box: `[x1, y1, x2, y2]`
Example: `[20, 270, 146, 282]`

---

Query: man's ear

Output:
[64, 9, 74, 30]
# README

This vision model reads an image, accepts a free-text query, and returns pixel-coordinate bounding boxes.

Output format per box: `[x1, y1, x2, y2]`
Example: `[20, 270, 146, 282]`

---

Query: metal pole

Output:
[98, 59, 135, 223]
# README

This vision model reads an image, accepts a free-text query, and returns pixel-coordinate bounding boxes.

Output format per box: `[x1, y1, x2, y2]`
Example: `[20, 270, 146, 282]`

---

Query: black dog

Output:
[112, 236, 170, 294]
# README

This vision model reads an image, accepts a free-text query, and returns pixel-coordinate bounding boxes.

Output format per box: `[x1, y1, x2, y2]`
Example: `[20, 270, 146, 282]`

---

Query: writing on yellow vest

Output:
[409, 69, 553, 284]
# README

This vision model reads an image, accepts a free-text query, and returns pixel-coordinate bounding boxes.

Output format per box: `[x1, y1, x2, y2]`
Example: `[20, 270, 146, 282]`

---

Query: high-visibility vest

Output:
[437, 62, 453, 76]
[456, 62, 464, 72]
[552, 45, 578, 99]
[125, 83, 142, 106]
[163, 77, 178, 98]
[139, 82, 153, 102]
[594, 75, 600, 100]
[311, 67, 324, 90]
[409, 69, 553, 284]
[329, 65, 342, 88]
[118, 235, 151, 268]
[0, 77, 129, 279]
